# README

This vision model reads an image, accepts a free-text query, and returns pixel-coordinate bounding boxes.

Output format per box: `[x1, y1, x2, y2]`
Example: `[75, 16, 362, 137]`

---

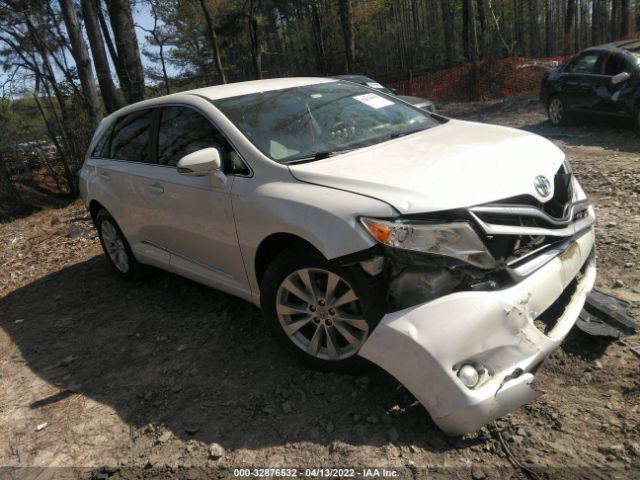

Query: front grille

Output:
[545, 170, 573, 218]
[469, 164, 595, 265]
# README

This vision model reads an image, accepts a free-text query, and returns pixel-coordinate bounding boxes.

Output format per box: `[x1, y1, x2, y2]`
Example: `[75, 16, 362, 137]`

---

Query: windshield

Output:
[213, 81, 440, 163]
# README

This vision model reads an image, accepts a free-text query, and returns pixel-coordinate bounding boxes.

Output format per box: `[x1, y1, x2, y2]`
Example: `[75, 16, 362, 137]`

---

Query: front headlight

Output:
[360, 217, 496, 269]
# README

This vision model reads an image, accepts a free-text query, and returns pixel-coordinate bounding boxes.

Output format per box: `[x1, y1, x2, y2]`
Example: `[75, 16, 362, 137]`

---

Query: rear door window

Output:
[109, 109, 155, 163]
[566, 52, 601, 74]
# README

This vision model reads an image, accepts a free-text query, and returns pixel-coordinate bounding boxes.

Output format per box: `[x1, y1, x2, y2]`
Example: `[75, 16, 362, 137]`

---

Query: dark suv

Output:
[540, 40, 640, 128]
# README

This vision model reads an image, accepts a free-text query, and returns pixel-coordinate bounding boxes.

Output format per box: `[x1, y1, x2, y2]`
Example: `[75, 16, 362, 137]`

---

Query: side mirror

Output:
[390, 88, 399, 95]
[177, 147, 221, 176]
[611, 71, 631, 85]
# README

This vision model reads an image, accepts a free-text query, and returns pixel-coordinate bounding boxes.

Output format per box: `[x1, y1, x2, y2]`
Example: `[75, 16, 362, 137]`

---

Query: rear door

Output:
[146, 105, 250, 294]
[97, 108, 171, 268]
[561, 51, 604, 111]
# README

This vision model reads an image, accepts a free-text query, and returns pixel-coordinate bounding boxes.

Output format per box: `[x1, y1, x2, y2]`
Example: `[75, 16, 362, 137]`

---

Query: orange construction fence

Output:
[388, 56, 569, 102]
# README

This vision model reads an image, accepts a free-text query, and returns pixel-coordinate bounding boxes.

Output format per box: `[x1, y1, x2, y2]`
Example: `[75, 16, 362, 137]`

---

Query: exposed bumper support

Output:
[359, 227, 596, 435]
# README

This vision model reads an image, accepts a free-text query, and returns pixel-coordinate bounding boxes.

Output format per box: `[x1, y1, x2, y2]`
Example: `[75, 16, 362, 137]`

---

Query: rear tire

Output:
[547, 94, 570, 126]
[95, 209, 146, 281]
[260, 250, 385, 372]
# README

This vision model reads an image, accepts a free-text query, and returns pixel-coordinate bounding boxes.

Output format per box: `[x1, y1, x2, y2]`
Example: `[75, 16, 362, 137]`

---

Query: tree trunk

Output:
[338, 0, 356, 73]
[60, 0, 101, 129]
[200, 0, 227, 84]
[463, 0, 478, 62]
[463, 0, 470, 60]
[80, 0, 121, 113]
[477, 0, 487, 58]
[592, 0, 600, 45]
[157, 37, 170, 95]
[563, 0, 576, 55]
[528, 0, 539, 56]
[440, 0, 454, 67]
[247, 0, 262, 79]
[514, 0, 525, 54]
[310, 1, 327, 75]
[545, 0, 553, 55]
[106, 0, 145, 103]
[411, 0, 420, 41]
[612, 0, 619, 39]
[81, 0, 120, 113]
[621, 0, 631, 37]
[96, 0, 120, 67]
[32, 90, 77, 196]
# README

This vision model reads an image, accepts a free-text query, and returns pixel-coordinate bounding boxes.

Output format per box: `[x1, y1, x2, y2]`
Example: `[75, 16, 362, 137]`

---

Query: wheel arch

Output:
[89, 199, 107, 223]
[254, 232, 324, 287]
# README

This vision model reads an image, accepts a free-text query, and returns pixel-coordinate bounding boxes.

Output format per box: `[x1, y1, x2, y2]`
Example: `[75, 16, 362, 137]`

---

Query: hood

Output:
[288, 119, 565, 215]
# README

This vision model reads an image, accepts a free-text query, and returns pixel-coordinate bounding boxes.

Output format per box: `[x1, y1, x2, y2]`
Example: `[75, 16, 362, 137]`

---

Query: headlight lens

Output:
[360, 217, 496, 269]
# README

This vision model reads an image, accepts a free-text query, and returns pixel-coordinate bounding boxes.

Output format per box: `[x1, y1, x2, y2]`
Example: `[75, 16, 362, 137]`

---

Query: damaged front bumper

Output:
[359, 227, 596, 435]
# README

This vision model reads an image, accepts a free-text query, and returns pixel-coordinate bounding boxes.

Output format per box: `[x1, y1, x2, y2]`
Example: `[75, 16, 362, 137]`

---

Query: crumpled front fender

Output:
[359, 228, 596, 435]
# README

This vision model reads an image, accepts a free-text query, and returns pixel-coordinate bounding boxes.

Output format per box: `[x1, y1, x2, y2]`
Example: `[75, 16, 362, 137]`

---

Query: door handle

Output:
[148, 182, 164, 195]
[99, 171, 110, 181]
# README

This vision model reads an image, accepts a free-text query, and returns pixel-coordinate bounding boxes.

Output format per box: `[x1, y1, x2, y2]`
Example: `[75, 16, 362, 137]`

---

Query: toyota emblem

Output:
[534, 175, 552, 197]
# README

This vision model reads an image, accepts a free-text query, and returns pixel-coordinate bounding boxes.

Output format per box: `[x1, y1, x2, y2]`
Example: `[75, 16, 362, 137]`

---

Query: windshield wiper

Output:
[283, 149, 353, 164]
[387, 126, 429, 140]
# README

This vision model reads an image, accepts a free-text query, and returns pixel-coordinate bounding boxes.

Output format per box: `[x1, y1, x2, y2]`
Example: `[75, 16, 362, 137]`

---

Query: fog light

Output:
[458, 364, 480, 388]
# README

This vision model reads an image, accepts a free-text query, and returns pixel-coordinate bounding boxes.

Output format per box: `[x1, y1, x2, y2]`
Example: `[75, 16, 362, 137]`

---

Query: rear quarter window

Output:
[90, 124, 114, 158]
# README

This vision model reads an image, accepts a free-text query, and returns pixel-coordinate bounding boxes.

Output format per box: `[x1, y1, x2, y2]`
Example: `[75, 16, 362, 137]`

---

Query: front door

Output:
[560, 51, 604, 111]
[148, 105, 249, 294]
[598, 52, 637, 116]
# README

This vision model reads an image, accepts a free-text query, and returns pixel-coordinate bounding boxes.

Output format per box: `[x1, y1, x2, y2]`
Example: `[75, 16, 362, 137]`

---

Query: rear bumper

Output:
[359, 227, 596, 435]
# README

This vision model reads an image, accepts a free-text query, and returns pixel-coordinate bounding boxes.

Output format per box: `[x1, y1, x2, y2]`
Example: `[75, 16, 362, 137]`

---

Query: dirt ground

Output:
[1, 97, 639, 480]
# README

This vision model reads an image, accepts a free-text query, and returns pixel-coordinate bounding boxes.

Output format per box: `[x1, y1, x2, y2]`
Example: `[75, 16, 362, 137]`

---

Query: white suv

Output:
[80, 78, 596, 435]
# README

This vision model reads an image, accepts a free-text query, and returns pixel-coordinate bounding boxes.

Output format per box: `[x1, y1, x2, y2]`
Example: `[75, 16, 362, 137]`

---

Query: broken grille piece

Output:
[575, 289, 639, 338]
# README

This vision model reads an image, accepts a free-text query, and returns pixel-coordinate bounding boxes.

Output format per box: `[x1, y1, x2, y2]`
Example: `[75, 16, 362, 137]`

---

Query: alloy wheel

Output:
[275, 268, 369, 361]
[100, 219, 129, 274]
[548, 97, 564, 125]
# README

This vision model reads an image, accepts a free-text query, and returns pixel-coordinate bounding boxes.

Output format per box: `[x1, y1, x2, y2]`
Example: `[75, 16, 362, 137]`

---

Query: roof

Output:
[185, 77, 335, 101]
[584, 39, 640, 54]
[614, 39, 640, 51]
[99, 77, 337, 123]
[334, 74, 372, 81]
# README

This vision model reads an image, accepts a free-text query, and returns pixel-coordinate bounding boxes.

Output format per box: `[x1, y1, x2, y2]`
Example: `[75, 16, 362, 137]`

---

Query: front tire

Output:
[95, 209, 145, 280]
[260, 251, 384, 371]
[547, 94, 569, 126]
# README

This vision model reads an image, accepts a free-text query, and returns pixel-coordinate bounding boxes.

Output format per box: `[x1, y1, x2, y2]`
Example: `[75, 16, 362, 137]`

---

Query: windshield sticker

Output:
[366, 82, 384, 89]
[353, 93, 394, 109]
